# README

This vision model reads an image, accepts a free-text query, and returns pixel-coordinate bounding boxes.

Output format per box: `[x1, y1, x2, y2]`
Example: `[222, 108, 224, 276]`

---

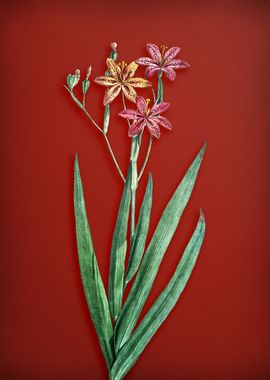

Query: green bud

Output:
[67, 69, 80, 90]
[110, 51, 118, 61]
[82, 79, 90, 94]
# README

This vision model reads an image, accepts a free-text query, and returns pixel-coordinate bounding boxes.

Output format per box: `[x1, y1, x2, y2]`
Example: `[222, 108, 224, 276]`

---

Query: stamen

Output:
[146, 98, 151, 112]
[160, 45, 167, 56]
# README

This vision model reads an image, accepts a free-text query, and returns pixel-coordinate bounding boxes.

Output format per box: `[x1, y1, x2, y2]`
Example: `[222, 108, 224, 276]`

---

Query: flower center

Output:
[118, 61, 127, 82]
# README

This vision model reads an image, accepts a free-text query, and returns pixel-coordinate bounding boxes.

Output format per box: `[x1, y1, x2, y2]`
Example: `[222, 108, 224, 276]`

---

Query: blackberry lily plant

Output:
[64, 42, 206, 380]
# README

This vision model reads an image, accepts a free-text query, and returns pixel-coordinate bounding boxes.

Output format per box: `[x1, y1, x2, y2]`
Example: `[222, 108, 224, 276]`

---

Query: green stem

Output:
[64, 85, 125, 182]
[138, 135, 153, 181]
[157, 70, 164, 102]
[121, 92, 138, 239]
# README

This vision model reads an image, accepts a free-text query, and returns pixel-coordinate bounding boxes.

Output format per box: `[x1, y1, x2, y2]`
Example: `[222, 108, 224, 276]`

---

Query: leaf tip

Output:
[201, 142, 207, 156]
[148, 172, 153, 186]
[74, 153, 79, 169]
[199, 208, 205, 222]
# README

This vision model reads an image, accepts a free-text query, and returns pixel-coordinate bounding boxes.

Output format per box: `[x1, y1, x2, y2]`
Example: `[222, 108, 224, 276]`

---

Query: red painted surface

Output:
[1, 1, 270, 379]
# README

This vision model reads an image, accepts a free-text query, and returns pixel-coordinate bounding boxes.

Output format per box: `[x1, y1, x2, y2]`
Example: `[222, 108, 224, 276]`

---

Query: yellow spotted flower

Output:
[94, 58, 151, 105]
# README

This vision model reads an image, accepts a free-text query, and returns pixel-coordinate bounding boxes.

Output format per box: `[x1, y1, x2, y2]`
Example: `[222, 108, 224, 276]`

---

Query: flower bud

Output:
[110, 42, 117, 51]
[110, 51, 118, 61]
[86, 65, 92, 80]
[66, 69, 80, 90]
[82, 79, 90, 94]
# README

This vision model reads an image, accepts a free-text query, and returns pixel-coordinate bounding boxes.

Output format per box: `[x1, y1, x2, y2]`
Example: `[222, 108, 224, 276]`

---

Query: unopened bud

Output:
[110, 42, 117, 52]
[110, 51, 118, 61]
[67, 69, 80, 90]
[75, 69, 80, 79]
[86, 65, 92, 80]
[82, 79, 90, 94]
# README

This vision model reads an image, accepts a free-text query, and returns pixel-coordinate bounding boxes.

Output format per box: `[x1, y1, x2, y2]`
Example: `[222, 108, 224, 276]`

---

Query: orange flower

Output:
[94, 58, 151, 105]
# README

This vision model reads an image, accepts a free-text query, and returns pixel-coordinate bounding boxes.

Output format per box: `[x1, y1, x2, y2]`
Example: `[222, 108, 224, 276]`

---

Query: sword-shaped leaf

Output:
[74, 156, 114, 368]
[110, 211, 205, 380]
[114, 144, 206, 352]
[125, 173, 153, 286]
[109, 166, 132, 319]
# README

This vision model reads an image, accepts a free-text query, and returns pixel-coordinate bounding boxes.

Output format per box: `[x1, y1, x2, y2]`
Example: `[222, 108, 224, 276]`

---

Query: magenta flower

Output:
[119, 96, 172, 139]
[136, 44, 190, 81]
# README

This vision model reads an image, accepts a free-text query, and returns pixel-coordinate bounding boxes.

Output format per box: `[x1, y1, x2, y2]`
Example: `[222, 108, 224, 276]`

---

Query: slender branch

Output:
[64, 85, 125, 182]
[103, 134, 126, 183]
[138, 135, 153, 181]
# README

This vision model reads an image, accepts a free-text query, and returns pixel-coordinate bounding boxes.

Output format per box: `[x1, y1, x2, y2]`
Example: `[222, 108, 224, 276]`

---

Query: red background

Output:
[1, 1, 270, 379]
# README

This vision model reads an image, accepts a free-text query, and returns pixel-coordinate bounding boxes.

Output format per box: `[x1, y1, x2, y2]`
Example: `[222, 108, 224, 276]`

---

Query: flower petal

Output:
[136, 57, 155, 66]
[103, 84, 121, 105]
[136, 96, 147, 115]
[162, 67, 176, 81]
[156, 116, 172, 130]
[165, 59, 190, 69]
[145, 65, 160, 78]
[106, 58, 121, 79]
[146, 44, 161, 62]
[151, 101, 170, 115]
[128, 120, 144, 137]
[164, 47, 181, 62]
[95, 76, 118, 86]
[146, 120, 161, 139]
[126, 77, 152, 88]
[122, 84, 137, 103]
[124, 61, 138, 80]
[119, 109, 140, 120]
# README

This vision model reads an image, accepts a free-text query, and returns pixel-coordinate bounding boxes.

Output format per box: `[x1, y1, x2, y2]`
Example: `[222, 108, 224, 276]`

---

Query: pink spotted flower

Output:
[119, 96, 172, 139]
[136, 43, 190, 81]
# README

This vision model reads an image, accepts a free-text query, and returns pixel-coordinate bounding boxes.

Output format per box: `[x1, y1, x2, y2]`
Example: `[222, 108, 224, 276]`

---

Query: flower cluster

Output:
[66, 43, 189, 139]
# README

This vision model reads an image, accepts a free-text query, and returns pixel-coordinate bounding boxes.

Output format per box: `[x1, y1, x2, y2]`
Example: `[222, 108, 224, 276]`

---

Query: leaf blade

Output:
[74, 156, 114, 368]
[125, 173, 153, 286]
[114, 144, 206, 351]
[111, 211, 206, 380]
[109, 166, 132, 319]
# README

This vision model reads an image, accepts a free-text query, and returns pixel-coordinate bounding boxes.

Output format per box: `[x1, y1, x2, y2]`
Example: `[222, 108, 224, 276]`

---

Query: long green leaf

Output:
[74, 156, 114, 368]
[109, 166, 132, 319]
[114, 144, 206, 352]
[125, 173, 153, 286]
[110, 211, 205, 380]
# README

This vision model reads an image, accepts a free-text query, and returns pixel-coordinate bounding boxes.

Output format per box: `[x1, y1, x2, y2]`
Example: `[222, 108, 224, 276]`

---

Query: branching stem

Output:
[64, 85, 125, 183]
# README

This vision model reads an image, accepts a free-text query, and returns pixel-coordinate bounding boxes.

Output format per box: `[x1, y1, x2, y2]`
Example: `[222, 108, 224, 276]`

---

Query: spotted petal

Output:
[119, 109, 140, 120]
[106, 58, 121, 79]
[103, 84, 121, 105]
[165, 59, 190, 69]
[156, 116, 172, 130]
[146, 120, 161, 139]
[124, 62, 138, 80]
[145, 65, 160, 78]
[151, 101, 170, 115]
[136, 57, 155, 66]
[128, 120, 144, 137]
[95, 76, 118, 86]
[127, 77, 152, 88]
[136, 96, 147, 115]
[146, 44, 161, 62]
[122, 85, 137, 103]
[164, 47, 181, 62]
[162, 67, 176, 81]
